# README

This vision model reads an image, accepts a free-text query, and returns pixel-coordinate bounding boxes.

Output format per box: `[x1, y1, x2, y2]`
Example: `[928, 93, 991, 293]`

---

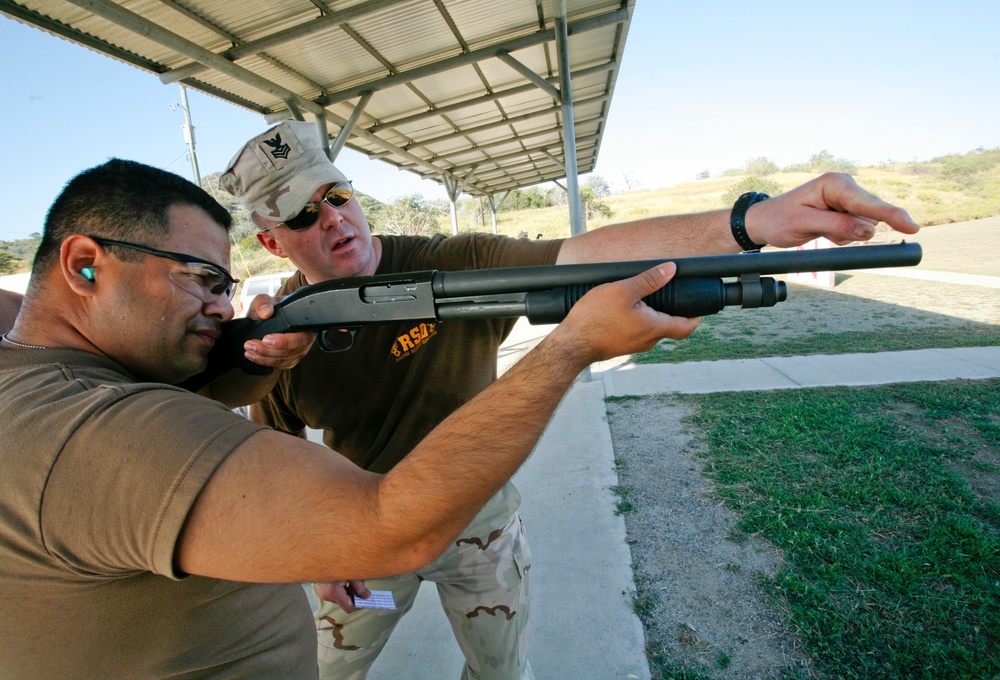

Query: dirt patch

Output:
[884, 402, 1000, 507]
[948, 453, 1000, 508]
[607, 397, 815, 679]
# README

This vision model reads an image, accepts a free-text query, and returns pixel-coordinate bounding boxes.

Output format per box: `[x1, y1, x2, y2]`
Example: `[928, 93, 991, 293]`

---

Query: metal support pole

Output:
[555, 13, 583, 237]
[178, 85, 201, 187]
[444, 177, 460, 235]
[487, 195, 498, 234]
[315, 113, 329, 155]
[444, 169, 478, 235]
[328, 91, 373, 162]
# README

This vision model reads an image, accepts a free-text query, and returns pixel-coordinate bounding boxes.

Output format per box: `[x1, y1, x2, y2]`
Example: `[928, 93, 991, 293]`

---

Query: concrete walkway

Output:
[364, 315, 1000, 679]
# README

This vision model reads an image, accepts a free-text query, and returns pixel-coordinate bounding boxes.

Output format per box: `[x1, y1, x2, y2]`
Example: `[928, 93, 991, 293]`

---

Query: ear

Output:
[60, 235, 102, 295]
[256, 230, 290, 259]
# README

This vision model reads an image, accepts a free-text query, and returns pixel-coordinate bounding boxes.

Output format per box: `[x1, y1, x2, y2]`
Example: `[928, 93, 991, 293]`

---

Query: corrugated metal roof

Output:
[1, 0, 634, 198]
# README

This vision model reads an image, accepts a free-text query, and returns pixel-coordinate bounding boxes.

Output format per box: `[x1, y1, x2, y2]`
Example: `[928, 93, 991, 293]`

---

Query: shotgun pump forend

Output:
[179, 241, 922, 392]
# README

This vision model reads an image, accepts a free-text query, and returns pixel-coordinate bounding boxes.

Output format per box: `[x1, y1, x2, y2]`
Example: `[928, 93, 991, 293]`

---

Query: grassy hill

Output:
[474, 150, 1000, 241]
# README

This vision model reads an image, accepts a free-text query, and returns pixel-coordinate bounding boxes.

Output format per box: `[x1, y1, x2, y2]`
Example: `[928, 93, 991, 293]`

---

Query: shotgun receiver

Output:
[180, 241, 922, 391]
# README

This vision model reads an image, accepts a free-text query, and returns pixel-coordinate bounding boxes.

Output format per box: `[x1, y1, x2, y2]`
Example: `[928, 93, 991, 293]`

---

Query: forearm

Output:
[555, 173, 920, 266]
[556, 209, 737, 265]
[375, 327, 589, 567]
[200, 369, 281, 408]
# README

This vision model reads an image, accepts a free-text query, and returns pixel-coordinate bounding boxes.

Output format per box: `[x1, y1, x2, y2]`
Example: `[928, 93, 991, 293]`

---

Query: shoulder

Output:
[378, 233, 562, 272]
[2, 350, 263, 447]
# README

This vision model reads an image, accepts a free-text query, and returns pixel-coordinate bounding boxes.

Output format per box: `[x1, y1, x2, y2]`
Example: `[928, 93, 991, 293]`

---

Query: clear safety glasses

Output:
[88, 236, 239, 302]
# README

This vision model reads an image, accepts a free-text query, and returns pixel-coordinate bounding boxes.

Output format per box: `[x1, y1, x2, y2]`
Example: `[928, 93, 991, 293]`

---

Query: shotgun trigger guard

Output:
[316, 327, 359, 353]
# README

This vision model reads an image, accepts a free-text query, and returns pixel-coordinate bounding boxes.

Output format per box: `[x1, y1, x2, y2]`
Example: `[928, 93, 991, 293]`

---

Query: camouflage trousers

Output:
[315, 482, 533, 680]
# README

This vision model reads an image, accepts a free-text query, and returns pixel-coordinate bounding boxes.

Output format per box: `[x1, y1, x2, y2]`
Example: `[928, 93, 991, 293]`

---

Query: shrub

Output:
[721, 176, 784, 206]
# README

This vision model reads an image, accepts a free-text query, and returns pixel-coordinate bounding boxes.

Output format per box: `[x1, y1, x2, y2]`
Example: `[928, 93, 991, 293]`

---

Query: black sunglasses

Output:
[88, 236, 239, 302]
[261, 181, 354, 233]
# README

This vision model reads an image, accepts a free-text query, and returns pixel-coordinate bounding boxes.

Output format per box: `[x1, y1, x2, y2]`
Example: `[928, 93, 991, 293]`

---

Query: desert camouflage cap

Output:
[220, 120, 349, 223]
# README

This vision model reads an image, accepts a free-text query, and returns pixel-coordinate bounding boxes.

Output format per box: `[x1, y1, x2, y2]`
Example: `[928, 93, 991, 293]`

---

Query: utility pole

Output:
[177, 85, 202, 187]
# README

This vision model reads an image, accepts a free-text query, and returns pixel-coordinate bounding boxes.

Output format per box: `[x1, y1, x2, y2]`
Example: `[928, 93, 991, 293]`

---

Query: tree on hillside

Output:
[4, 236, 41, 263]
[499, 187, 552, 212]
[721, 157, 783, 206]
[0, 251, 16, 275]
[200, 171, 241, 211]
[582, 174, 611, 198]
[935, 146, 1000, 188]
[356, 193, 387, 224]
[580, 186, 612, 220]
[784, 150, 858, 175]
[370, 194, 442, 237]
[745, 157, 780, 176]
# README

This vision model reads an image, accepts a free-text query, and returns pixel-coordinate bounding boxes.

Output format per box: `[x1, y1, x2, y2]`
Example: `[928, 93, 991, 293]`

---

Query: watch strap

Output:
[730, 191, 769, 251]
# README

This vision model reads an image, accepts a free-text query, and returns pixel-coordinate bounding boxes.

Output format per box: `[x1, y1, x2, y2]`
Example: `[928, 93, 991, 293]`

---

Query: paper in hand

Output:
[351, 589, 397, 610]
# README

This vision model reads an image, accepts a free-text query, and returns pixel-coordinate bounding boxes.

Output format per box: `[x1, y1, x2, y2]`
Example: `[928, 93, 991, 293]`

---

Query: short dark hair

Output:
[32, 159, 232, 274]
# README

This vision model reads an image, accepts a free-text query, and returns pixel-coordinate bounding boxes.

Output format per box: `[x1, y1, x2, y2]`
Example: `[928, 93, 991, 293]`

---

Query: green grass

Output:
[636, 325, 1000, 364]
[610, 483, 636, 515]
[679, 380, 1000, 679]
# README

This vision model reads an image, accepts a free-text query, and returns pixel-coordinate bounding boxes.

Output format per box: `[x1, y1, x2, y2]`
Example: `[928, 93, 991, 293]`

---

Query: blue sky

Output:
[2, 0, 998, 241]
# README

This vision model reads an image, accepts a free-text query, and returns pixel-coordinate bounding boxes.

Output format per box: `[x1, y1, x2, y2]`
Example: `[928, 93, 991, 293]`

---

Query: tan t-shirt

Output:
[0, 348, 317, 679]
[253, 233, 562, 473]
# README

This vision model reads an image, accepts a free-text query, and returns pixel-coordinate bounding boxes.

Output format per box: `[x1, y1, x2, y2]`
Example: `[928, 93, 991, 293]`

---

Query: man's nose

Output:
[318, 199, 344, 229]
[205, 295, 235, 322]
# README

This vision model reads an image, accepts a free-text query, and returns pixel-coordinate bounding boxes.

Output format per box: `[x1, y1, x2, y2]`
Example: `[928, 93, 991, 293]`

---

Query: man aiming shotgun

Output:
[0, 158, 700, 678]
[215, 120, 920, 680]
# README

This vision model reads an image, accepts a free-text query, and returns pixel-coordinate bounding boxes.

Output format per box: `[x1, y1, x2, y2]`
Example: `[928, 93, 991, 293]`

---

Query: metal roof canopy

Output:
[2, 0, 635, 233]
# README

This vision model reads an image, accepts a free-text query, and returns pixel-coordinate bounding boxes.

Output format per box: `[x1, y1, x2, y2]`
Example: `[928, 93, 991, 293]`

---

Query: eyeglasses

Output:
[88, 236, 240, 302]
[261, 181, 354, 233]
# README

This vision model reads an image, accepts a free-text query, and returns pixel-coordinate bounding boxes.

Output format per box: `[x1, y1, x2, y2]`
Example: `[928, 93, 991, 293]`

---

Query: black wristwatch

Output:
[730, 192, 769, 252]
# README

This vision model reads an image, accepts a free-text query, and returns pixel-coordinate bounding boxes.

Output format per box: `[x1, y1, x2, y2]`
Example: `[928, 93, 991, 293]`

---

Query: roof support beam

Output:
[158, 0, 413, 84]
[402, 93, 608, 151]
[64, 0, 457, 183]
[473, 156, 597, 188]
[0, 0, 163, 74]
[284, 101, 306, 121]
[315, 8, 628, 107]
[157, 0, 241, 44]
[449, 133, 601, 173]
[67, 0, 322, 115]
[327, 91, 373, 162]
[431, 122, 602, 163]
[496, 52, 562, 101]
[539, 147, 567, 169]
[366, 61, 614, 133]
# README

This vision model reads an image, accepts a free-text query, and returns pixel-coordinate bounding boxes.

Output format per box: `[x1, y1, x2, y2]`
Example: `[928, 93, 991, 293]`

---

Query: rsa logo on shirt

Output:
[391, 323, 437, 360]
